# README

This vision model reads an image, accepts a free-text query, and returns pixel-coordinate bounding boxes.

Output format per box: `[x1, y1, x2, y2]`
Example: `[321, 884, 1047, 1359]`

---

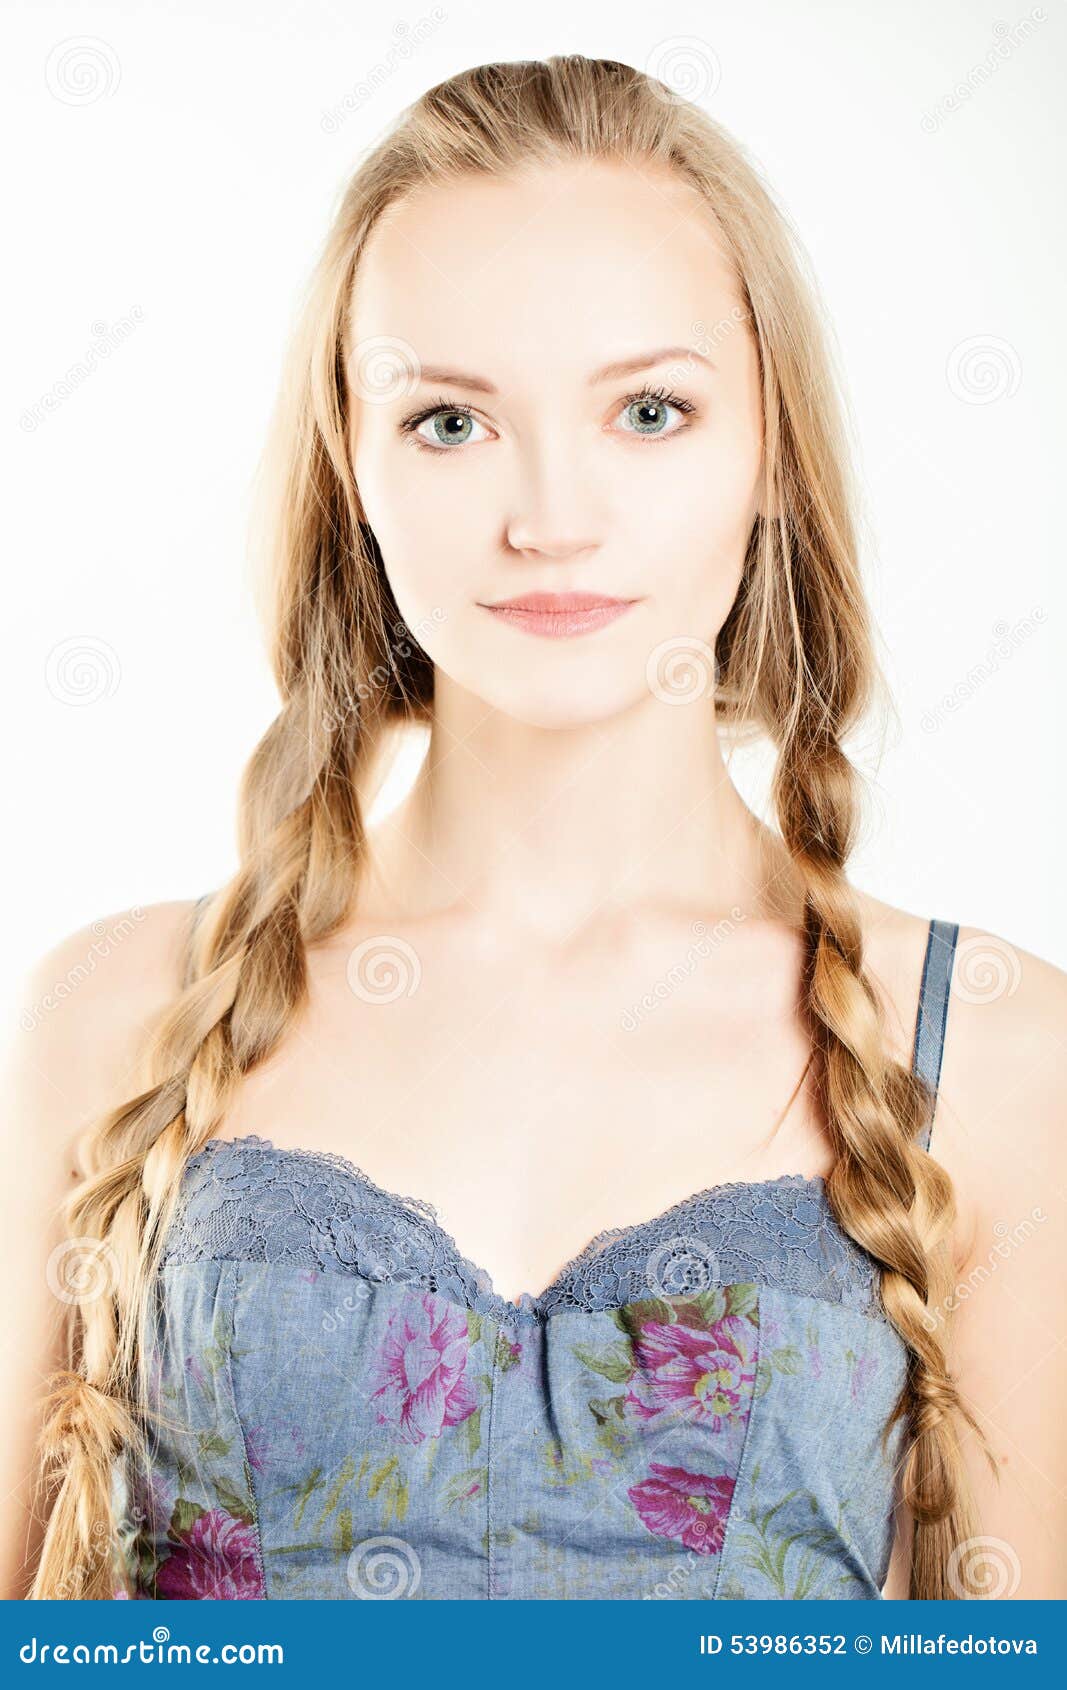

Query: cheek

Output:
[639, 451, 755, 622]
[355, 453, 486, 624]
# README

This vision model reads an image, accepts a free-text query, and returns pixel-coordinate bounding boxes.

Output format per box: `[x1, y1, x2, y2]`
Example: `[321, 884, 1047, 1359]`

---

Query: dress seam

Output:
[222, 1260, 269, 1600]
[712, 1285, 765, 1599]
[484, 1315, 503, 1599]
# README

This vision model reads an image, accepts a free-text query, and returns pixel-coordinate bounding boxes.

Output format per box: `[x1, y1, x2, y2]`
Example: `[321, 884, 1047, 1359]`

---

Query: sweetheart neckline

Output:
[188, 1132, 829, 1322]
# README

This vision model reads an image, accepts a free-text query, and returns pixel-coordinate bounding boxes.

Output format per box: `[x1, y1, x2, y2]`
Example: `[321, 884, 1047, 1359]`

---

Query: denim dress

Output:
[112, 918, 958, 1601]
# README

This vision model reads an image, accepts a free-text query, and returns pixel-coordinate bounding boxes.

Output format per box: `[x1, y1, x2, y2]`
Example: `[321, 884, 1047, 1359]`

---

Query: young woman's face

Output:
[347, 158, 763, 728]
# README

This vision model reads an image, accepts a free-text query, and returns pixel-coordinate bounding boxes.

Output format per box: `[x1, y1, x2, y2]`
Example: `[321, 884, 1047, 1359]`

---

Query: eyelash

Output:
[397, 384, 698, 453]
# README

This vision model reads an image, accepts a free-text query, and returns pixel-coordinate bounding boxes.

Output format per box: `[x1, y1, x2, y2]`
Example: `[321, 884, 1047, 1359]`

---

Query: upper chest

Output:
[210, 917, 909, 1305]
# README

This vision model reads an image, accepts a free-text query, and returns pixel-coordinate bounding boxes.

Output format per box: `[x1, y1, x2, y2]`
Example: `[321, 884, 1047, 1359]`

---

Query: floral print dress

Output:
[111, 918, 958, 1601]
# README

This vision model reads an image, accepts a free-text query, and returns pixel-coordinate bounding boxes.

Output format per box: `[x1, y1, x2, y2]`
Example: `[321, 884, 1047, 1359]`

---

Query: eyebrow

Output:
[410, 345, 715, 395]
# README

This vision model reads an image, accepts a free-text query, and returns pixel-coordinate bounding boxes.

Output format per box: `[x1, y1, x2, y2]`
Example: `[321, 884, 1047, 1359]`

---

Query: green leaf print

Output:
[587, 1395, 627, 1424]
[692, 1287, 728, 1324]
[213, 1477, 254, 1526]
[493, 1330, 522, 1373]
[612, 1296, 674, 1332]
[315, 1455, 357, 1528]
[725, 1282, 759, 1319]
[466, 1406, 482, 1458]
[769, 1345, 803, 1374]
[291, 1467, 325, 1528]
[734, 1490, 849, 1600]
[365, 1455, 409, 1524]
[442, 1465, 486, 1507]
[197, 1432, 232, 1459]
[571, 1340, 634, 1383]
[168, 1496, 204, 1540]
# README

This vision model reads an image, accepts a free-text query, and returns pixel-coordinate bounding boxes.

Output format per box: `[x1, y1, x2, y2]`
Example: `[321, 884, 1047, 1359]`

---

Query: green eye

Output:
[616, 387, 696, 438]
[398, 383, 697, 453]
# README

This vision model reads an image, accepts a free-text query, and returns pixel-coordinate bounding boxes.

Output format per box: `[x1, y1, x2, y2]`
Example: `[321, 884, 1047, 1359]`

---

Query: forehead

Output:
[348, 158, 746, 383]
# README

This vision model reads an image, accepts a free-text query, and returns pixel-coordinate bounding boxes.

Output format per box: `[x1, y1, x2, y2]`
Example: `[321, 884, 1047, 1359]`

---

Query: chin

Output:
[483, 679, 646, 731]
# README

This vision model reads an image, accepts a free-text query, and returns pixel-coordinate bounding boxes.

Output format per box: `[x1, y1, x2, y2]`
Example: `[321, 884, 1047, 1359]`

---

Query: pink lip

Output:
[480, 591, 639, 639]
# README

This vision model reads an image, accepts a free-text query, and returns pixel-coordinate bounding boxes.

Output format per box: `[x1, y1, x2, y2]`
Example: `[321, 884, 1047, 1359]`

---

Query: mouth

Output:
[478, 590, 641, 640]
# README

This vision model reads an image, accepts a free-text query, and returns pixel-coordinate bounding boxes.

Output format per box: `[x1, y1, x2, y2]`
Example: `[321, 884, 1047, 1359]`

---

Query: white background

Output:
[4, 0, 1064, 1010]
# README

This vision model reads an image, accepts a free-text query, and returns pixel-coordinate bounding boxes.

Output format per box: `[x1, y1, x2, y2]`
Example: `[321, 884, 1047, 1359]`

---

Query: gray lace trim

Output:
[158, 1135, 886, 1327]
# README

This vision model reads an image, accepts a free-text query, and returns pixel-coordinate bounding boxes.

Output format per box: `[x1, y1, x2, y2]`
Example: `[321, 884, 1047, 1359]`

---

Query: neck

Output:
[360, 675, 804, 942]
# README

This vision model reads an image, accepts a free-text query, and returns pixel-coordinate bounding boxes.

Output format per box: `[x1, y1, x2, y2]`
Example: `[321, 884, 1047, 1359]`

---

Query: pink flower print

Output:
[628, 1463, 735, 1555]
[625, 1313, 757, 1433]
[850, 1350, 877, 1400]
[245, 1420, 307, 1474]
[808, 1340, 823, 1380]
[760, 1311, 784, 1347]
[369, 1292, 478, 1445]
[154, 1508, 265, 1600]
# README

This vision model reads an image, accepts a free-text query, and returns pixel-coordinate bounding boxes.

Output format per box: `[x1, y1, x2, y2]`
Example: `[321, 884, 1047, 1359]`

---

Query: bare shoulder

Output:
[933, 919, 1067, 1254]
[0, 903, 201, 1597]
[6, 898, 203, 1173]
[854, 887, 1067, 1265]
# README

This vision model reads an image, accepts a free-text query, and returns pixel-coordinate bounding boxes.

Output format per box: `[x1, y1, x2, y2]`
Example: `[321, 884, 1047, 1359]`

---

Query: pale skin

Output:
[3, 158, 1065, 1599]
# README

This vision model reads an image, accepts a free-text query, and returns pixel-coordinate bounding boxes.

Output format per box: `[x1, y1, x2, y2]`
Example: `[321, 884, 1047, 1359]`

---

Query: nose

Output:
[504, 431, 601, 558]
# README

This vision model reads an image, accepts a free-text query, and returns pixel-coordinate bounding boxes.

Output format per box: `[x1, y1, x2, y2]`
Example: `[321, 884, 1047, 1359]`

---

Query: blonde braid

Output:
[28, 694, 376, 1597]
[772, 715, 995, 1600]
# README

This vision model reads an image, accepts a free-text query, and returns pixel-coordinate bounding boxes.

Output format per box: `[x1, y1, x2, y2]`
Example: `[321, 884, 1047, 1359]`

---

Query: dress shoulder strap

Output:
[910, 917, 959, 1153]
[181, 891, 214, 989]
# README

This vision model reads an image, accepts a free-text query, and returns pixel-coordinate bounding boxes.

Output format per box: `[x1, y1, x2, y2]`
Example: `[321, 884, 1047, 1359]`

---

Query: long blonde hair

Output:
[30, 54, 993, 1601]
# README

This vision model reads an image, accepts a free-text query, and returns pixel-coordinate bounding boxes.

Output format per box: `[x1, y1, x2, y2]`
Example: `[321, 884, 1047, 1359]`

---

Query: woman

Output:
[7, 54, 1064, 1602]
